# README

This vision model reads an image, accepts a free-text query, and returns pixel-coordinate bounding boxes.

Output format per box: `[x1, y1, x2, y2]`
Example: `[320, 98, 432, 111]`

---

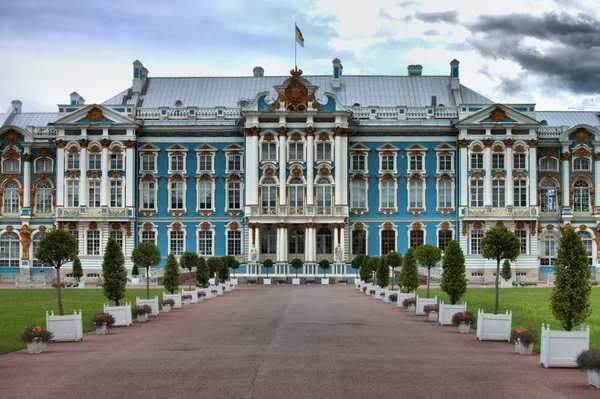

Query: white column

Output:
[528, 144, 537, 206]
[125, 143, 135, 207]
[338, 131, 349, 205]
[79, 145, 88, 207]
[279, 129, 287, 205]
[561, 147, 570, 208]
[22, 146, 31, 210]
[339, 226, 345, 262]
[245, 130, 259, 205]
[595, 146, 600, 212]
[306, 226, 315, 262]
[101, 142, 109, 207]
[56, 144, 65, 207]
[460, 144, 468, 206]
[484, 142, 492, 207]
[334, 132, 342, 205]
[505, 144, 513, 206]
[306, 129, 315, 205]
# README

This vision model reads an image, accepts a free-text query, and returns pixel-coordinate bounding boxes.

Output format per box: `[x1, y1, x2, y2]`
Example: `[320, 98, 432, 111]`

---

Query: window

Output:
[169, 230, 184, 256]
[66, 153, 79, 170]
[169, 154, 185, 173]
[141, 181, 156, 210]
[540, 157, 558, 172]
[0, 232, 19, 267]
[169, 181, 185, 210]
[197, 154, 213, 172]
[380, 179, 395, 209]
[381, 230, 396, 254]
[316, 228, 333, 254]
[227, 181, 242, 210]
[437, 180, 453, 209]
[88, 154, 101, 170]
[110, 153, 124, 170]
[515, 229, 527, 254]
[492, 153, 504, 170]
[492, 179, 505, 207]
[351, 154, 366, 172]
[438, 230, 452, 251]
[409, 180, 424, 209]
[316, 177, 332, 209]
[288, 178, 304, 208]
[110, 180, 123, 208]
[574, 157, 590, 172]
[513, 153, 526, 170]
[140, 154, 156, 173]
[32, 232, 48, 267]
[438, 154, 452, 172]
[578, 231, 593, 265]
[316, 141, 332, 161]
[227, 230, 242, 256]
[3, 158, 19, 173]
[261, 177, 277, 209]
[470, 229, 484, 255]
[289, 142, 304, 161]
[514, 179, 527, 207]
[288, 228, 305, 254]
[352, 230, 366, 255]
[69, 229, 79, 241]
[197, 181, 213, 210]
[110, 230, 124, 252]
[381, 154, 395, 172]
[141, 230, 156, 244]
[470, 153, 483, 170]
[573, 179, 590, 212]
[409, 154, 423, 172]
[260, 227, 277, 254]
[351, 180, 367, 209]
[540, 233, 557, 266]
[35, 158, 53, 173]
[540, 179, 558, 212]
[261, 142, 277, 162]
[3, 181, 20, 214]
[470, 179, 483, 207]
[86, 230, 100, 255]
[227, 154, 242, 172]
[409, 230, 424, 248]
[35, 180, 52, 215]
[197, 230, 213, 256]
[89, 180, 101, 207]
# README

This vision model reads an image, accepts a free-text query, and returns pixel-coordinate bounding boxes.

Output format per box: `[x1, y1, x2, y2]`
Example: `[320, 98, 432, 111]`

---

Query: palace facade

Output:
[1, 59, 598, 282]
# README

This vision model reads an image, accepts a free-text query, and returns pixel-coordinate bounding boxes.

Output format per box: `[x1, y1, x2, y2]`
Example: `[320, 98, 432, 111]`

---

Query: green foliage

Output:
[223, 255, 240, 277]
[163, 254, 181, 294]
[359, 255, 372, 281]
[550, 227, 592, 331]
[351, 254, 366, 276]
[217, 257, 229, 282]
[386, 251, 403, 268]
[319, 259, 331, 277]
[207, 257, 221, 279]
[130, 242, 162, 299]
[440, 240, 467, 305]
[400, 248, 419, 293]
[376, 257, 390, 288]
[179, 252, 199, 288]
[131, 264, 139, 276]
[290, 258, 303, 277]
[501, 259, 512, 281]
[263, 259, 273, 278]
[72, 257, 83, 282]
[196, 257, 209, 288]
[481, 226, 521, 314]
[102, 237, 127, 306]
[415, 244, 442, 298]
[366, 257, 379, 283]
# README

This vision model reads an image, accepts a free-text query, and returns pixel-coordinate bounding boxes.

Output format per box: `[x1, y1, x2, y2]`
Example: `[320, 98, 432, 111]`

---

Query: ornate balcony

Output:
[247, 206, 348, 218]
[459, 206, 539, 219]
[56, 207, 134, 219]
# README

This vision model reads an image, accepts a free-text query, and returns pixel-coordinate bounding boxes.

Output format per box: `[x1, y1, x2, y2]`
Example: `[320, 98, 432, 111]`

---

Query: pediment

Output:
[435, 143, 456, 151]
[224, 143, 243, 151]
[53, 104, 138, 126]
[350, 143, 370, 151]
[377, 143, 399, 151]
[404, 143, 427, 152]
[195, 144, 217, 152]
[139, 143, 160, 151]
[166, 143, 189, 152]
[457, 104, 540, 126]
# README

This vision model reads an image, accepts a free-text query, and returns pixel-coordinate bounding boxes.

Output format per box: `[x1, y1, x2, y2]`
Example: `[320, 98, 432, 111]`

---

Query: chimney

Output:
[69, 92, 82, 105]
[431, 95, 437, 107]
[132, 60, 148, 93]
[11, 100, 22, 113]
[450, 59, 460, 90]
[253, 66, 264, 77]
[408, 64, 423, 76]
[332, 58, 343, 88]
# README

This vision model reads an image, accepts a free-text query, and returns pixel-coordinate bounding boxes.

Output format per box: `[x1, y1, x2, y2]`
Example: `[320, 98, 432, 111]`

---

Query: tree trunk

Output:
[56, 267, 64, 316]
[494, 259, 500, 315]
[426, 267, 431, 298]
[146, 266, 150, 300]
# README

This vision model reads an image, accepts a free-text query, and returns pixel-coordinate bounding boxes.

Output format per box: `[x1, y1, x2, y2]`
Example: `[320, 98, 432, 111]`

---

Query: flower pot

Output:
[458, 322, 471, 334]
[26, 338, 47, 354]
[587, 370, 600, 388]
[292, 278, 300, 285]
[428, 312, 439, 322]
[182, 299, 191, 306]
[136, 313, 148, 323]
[95, 324, 108, 335]
[408, 305, 416, 313]
[162, 304, 171, 313]
[517, 341, 534, 355]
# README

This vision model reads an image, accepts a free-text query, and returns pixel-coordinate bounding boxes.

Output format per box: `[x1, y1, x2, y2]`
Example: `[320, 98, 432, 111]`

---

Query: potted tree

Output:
[196, 257, 210, 298]
[376, 256, 390, 301]
[291, 258, 303, 285]
[227, 256, 240, 285]
[439, 240, 468, 325]
[92, 312, 115, 335]
[351, 254, 366, 284]
[358, 255, 372, 293]
[414, 244, 441, 298]
[541, 227, 592, 368]
[500, 259, 513, 288]
[130, 242, 161, 299]
[478, 226, 520, 341]
[576, 349, 600, 388]
[102, 237, 132, 327]
[386, 251, 402, 290]
[179, 252, 200, 302]
[131, 263, 140, 285]
[162, 254, 182, 307]
[397, 248, 418, 308]
[217, 257, 230, 291]
[72, 256, 84, 288]
[263, 259, 273, 285]
[319, 259, 331, 285]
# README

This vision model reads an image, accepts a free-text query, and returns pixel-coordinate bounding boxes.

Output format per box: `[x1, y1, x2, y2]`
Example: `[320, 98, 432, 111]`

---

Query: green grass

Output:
[0, 288, 166, 355]
[418, 287, 600, 351]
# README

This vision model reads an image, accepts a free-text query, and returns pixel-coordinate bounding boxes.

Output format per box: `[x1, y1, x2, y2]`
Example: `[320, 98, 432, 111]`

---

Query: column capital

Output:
[306, 126, 315, 136]
[528, 139, 539, 148]
[458, 138, 468, 148]
[125, 139, 136, 149]
[23, 153, 31, 162]
[484, 138, 493, 148]
[278, 126, 287, 136]
[245, 126, 259, 136]
[101, 138, 111, 148]
[505, 138, 513, 148]
[79, 138, 89, 148]
[56, 139, 65, 149]
[334, 126, 348, 137]
[561, 152, 570, 161]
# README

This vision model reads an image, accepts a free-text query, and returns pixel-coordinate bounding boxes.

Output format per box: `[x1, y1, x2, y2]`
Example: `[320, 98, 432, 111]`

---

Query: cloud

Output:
[414, 11, 459, 24]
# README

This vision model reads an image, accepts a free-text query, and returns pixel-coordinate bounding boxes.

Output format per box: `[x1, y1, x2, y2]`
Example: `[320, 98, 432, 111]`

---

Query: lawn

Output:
[0, 288, 167, 355]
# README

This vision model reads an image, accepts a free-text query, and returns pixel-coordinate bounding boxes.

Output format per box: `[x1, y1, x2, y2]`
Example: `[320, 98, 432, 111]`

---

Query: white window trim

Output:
[351, 224, 369, 256]
[436, 178, 455, 211]
[513, 178, 529, 208]
[225, 223, 243, 256]
[513, 226, 529, 255]
[407, 177, 426, 211]
[167, 177, 187, 213]
[85, 229, 102, 256]
[139, 178, 158, 211]
[166, 145, 189, 175]
[436, 153, 455, 174]
[407, 223, 427, 249]
[195, 148, 216, 175]
[379, 223, 398, 256]
[139, 224, 158, 246]
[109, 178, 124, 208]
[287, 137, 306, 163]
[225, 152, 244, 174]
[378, 177, 398, 211]
[492, 178, 506, 208]
[260, 134, 279, 163]
[573, 156, 592, 172]
[139, 153, 158, 174]
[379, 153, 398, 174]
[470, 177, 484, 207]
[512, 151, 528, 171]
[87, 178, 101, 208]
[407, 153, 425, 174]
[167, 224, 186, 256]
[34, 157, 54, 174]
[314, 139, 333, 163]
[469, 228, 484, 256]
[195, 176, 215, 213]
[196, 224, 215, 257]
[539, 157, 559, 172]
[65, 178, 80, 208]
[109, 152, 125, 171]
[350, 177, 369, 211]
[435, 222, 454, 251]
[225, 177, 243, 212]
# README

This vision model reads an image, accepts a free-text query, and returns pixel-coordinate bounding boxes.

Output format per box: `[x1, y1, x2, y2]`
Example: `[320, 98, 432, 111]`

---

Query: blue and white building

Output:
[1, 59, 598, 282]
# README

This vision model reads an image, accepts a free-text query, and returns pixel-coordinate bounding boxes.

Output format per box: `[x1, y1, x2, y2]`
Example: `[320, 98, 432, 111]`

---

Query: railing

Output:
[461, 206, 539, 218]
[32, 127, 58, 139]
[247, 206, 348, 217]
[56, 207, 131, 218]
[136, 107, 241, 120]
[538, 126, 567, 138]
[418, 266, 442, 281]
[351, 106, 460, 120]
[16, 276, 47, 288]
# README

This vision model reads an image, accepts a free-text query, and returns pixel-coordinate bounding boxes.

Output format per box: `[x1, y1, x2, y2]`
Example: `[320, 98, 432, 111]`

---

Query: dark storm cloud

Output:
[414, 11, 459, 24]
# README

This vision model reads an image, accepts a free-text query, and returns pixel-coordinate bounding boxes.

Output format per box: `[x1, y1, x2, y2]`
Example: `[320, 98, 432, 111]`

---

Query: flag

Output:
[295, 24, 304, 47]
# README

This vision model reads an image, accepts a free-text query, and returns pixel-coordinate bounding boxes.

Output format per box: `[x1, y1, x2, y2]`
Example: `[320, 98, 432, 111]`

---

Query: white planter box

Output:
[365, 285, 374, 295]
[416, 295, 437, 316]
[103, 303, 133, 327]
[428, 312, 439, 322]
[136, 296, 160, 316]
[396, 293, 416, 308]
[199, 288, 212, 299]
[354, 278, 362, 285]
[217, 286, 224, 295]
[131, 277, 140, 285]
[540, 324, 590, 368]
[181, 290, 199, 304]
[76, 281, 86, 289]
[476, 309, 512, 341]
[225, 284, 233, 292]
[263, 278, 272, 285]
[500, 280, 513, 288]
[321, 278, 330, 285]
[162, 293, 182, 309]
[292, 278, 300, 285]
[438, 302, 467, 326]
[46, 310, 83, 341]
[375, 288, 386, 300]
[230, 278, 238, 285]
[209, 278, 215, 285]
[587, 370, 600, 388]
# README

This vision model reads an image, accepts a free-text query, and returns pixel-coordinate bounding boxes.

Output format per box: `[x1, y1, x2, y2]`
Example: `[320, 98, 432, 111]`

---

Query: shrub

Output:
[207, 257, 224, 281]
[196, 257, 209, 288]
[248, 279, 257, 285]
[423, 304, 439, 314]
[133, 305, 152, 316]
[180, 252, 200, 289]
[72, 257, 83, 282]
[352, 254, 366, 276]
[415, 244, 442, 298]
[399, 248, 419, 293]
[440, 240, 467, 305]
[369, 289, 376, 295]
[402, 297, 416, 307]
[131, 264, 139, 276]
[386, 251, 403, 289]
[21, 325, 53, 343]
[319, 259, 331, 277]
[102, 237, 127, 306]
[376, 257, 390, 288]
[131, 242, 161, 299]
[359, 255, 372, 281]
[510, 328, 538, 346]
[575, 349, 600, 370]
[451, 311, 474, 325]
[307, 279, 316, 284]
[161, 298, 175, 306]
[290, 258, 303, 277]
[92, 312, 115, 327]
[163, 254, 181, 294]
[263, 259, 274, 278]
[501, 259, 512, 281]
[389, 293, 398, 302]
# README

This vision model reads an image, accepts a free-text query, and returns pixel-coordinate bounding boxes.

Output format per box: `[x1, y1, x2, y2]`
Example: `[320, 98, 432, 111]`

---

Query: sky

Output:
[0, 0, 599, 113]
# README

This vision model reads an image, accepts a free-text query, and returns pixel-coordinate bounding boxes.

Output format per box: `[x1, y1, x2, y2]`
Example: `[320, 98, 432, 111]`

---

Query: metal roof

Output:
[142, 120, 237, 126]
[358, 119, 453, 126]
[3, 113, 58, 128]
[103, 75, 493, 108]
[536, 111, 600, 127]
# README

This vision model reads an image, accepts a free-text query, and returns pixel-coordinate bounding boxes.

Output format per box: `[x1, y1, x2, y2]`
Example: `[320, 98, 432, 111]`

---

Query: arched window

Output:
[540, 179, 557, 212]
[2, 158, 19, 173]
[540, 232, 558, 266]
[35, 180, 52, 215]
[288, 177, 304, 208]
[260, 226, 277, 254]
[381, 230, 396, 253]
[32, 232, 48, 267]
[578, 231, 593, 265]
[288, 228, 305, 254]
[352, 229, 366, 255]
[35, 158, 53, 174]
[316, 177, 332, 209]
[573, 157, 590, 172]
[261, 177, 277, 209]
[573, 180, 590, 212]
[540, 157, 558, 172]
[316, 141, 332, 162]
[0, 232, 20, 267]
[316, 227, 332, 254]
[2, 181, 20, 214]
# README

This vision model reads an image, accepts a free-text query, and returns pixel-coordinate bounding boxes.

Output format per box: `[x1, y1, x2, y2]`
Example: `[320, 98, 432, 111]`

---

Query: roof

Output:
[141, 120, 237, 126]
[358, 119, 453, 127]
[536, 111, 600, 127]
[103, 75, 494, 109]
[3, 113, 57, 128]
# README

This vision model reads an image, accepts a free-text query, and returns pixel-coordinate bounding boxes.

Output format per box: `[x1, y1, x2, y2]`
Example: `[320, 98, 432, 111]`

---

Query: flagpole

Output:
[294, 23, 297, 70]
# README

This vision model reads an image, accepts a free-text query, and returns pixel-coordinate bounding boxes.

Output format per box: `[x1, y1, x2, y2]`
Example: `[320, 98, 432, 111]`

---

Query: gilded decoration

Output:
[68, 222, 78, 230]
[573, 127, 590, 143]
[561, 152, 570, 161]
[541, 148, 558, 158]
[87, 107, 103, 122]
[528, 139, 538, 148]
[484, 138, 493, 148]
[79, 138, 88, 148]
[270, 68, 322, 112]
[407, 208, 425, 215]
[171, 144, 185, 150]
[408, 173, 423, 182]
[514, 144, 526, 153]
[334, 126, 348, 137]
[496, 221, 504, 227]
[111, 172, 121, 179]
[473, 221, 483, 230]
[6, 225, 14, 232]
[199, 210, 214, 217]
[67, 145, 79, 154]
[471, 172, 483, 179]
[351, 208, 367, 215]
[595, 228, 600, 257]
[264, 167, 275, 177]
[505, 138, 513, 148]
[411, 222, 422, 230]
[354, 222, 364, 230]
[126, 140, 136, 149]
[306, 126, 315, 136]
[55, 139, 65, 149]
[3, 129, 19, 144]
[263, 132, 275, 141]
[291, 132, 302, 141]
[291, 167, 303, 177]
[89, 222, 98, 230]
[229, 222, 239, 231]
[89, 144, 101, 153]
[515, 221, 525, 229]
[493, 171, 504, 178]
[2, 147, 20, 159]
[438, 209, 453, 215]
[462, 221, 468, 236]
[318, 166, 331, 176]
[111, 223, 121, 230]
[141, 174, 156, 182]
[101, 138, 110, 148]
[110, 145, 123, 154]
[200, 222, 211, 231]
[572, 146, 591, 157]
[515, 172, 526, 179]
[126, 222, 131, 237]
[199, 174, 213, 182]
[489, 107, 507, 122]
[172, 222, 183, 231]
[89, 171, 100, 179]
[19, 225, 31, 261]
[471, 143, 483, 152]
[245, 126, 259, 137]
[579, 224, 588, 231]
[530, 221, 537, 236]
[67, 171, 77, 178]
[318, 132, 330, 141]
[228, 174, 242, 182]
[38, 226, 47, 232]
[562, 223, 572, 232]
[34, 148, 52, 159]
[440, 221, 450, 230]
[383, 222, 394, 231]
[492, 144, 504, 153]
[546, 224, 555, 231]
[381, 208, 397, 215]
[143, 222, 154, 231]
[438, 174, 454, 182]
[23, 153, 31, 162]
[595, 153, 600, 161]
[382, 173, 396, 182]
[170, 174, 185, 182]
[458, 139, 468, 148]
[278, 126, 287, 136]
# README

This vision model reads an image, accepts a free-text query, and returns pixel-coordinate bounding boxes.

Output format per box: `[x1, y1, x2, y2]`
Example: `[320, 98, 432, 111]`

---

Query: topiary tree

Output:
[207, 257, 223, 283]
[163, 254, 180, 294]
[319, 259, 331, 278]
[217, 257, 229, 282]
[263, 259, 273, 278]
[359, 255, 372, 282]
[231, 259, 240, 277]
[131, 264, 139, 277]
[179, 252, 199, 289]
[501, 259, 512, 281]
[551, 227, 592, 331]
[440, 240, 467, 305]
[196, 257, 209, 288]
[102, 237, 128, 306]
[481, 225, 521, 314]
[386, 251, 403, 289]
[222, 256, 237, 280]
[376, 257, 390, 288]
[35, 229, 78, 315]
[291, 258, 303, 278]
[400, 248, 419, 293]
[366, 257, 379, 285]
[415, 244, 442, 298]
[351, 254, 366, 277]
[72, 256, 83, 282]
[131, 242, 162, 299]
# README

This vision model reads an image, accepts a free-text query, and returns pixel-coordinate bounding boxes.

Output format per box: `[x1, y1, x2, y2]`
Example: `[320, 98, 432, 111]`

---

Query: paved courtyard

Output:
[0, 286, 596, 399]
